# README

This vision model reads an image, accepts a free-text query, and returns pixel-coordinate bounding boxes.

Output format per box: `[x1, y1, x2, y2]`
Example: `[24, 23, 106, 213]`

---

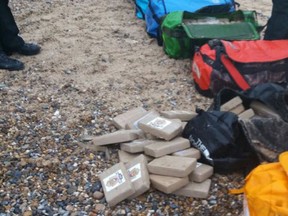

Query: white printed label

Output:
[147, 117, 171, 129]
[128, 163, 141, 182]
[103, 170, 125, 192]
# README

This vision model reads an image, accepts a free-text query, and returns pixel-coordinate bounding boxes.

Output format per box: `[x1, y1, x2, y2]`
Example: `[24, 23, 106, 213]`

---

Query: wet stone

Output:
[94, 203, 105, 213]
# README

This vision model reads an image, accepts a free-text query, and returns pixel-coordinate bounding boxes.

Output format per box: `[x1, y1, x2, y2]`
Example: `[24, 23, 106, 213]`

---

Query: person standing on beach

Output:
[0, 0, 41, 71]
[264, 0, 288, 40]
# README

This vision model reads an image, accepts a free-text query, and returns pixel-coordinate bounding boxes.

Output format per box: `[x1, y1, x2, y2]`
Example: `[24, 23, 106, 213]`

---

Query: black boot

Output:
[16, 43, 41, 56]
[0, 51, 24, 71]
[5, 43, 41, 56]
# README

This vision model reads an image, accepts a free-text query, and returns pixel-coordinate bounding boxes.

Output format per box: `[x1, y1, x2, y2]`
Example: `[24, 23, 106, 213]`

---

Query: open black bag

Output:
[182, 109, 259, 174]
[211, 83, 288, 162]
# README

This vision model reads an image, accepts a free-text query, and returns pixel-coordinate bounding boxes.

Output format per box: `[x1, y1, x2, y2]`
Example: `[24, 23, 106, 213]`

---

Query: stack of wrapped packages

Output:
[92, 107, 214, 206]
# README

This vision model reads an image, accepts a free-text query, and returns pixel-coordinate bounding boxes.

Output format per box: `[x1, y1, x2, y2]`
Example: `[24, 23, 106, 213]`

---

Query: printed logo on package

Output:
[147, 117, 171, 129]
[103, 170, 125, 192]
[128, 163, 141, 182]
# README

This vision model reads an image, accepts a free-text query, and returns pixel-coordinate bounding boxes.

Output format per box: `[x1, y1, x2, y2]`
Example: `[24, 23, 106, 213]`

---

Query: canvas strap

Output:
[229, 188, 244, 194]
[220, 54, 251, 91]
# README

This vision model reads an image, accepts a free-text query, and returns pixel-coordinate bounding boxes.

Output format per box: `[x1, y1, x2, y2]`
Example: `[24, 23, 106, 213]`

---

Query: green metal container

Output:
[161, 10, 262, 59]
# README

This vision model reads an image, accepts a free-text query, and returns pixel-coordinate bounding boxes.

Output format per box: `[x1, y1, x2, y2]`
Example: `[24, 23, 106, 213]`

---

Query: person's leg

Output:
[264, 0, 288, 40]
[0, 8, 25, 72]
[0, 0, 40, 55]
[0, 0, 24, 51]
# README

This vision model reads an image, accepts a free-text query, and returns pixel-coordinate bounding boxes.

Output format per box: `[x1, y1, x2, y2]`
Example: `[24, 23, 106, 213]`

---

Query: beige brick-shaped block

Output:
[238, 108, 255, 120]
[118, 150, 153, 164]
[220, 96, 242, 112]
[172, 148, 201, 159]
[250, 101, 281, 119]
[182, 122, 187, 130]
[148, 155, 196, 177]
[144, 133, 159, 140]
[125, 110, 160, 130]
[189, 162, 213, 183]
[138, 113, 182, 141]
[125, 155, 150, 199]
[160, 110, 197, 121]
[229, 104, 245, 115]
[150, 174, 189, 194]
[112, 107, 148, 129]
[99, 162, 135, 206]
[92, 130, 139, 146]
[173, 179, 211, 198]
[120, 139, 154, 153]
[144, 137, 190, 158]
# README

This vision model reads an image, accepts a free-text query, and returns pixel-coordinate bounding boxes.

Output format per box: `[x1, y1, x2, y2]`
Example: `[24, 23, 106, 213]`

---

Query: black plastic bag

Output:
[182, 109, 259, 174]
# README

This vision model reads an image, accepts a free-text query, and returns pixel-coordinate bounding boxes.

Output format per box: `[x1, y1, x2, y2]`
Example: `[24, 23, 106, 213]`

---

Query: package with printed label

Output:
[99, 162, 135, 206]
[138, 112, 182, 141]
[125, 110, 160, 130]
[125, 154, 150, 199]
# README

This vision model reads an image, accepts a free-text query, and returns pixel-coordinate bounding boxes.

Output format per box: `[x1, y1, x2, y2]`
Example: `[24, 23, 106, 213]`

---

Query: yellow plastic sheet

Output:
[230, 151, 288, 216]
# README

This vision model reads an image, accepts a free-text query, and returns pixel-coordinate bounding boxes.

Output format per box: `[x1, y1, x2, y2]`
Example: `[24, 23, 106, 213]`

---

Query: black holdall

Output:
[211, 83, 288, 162]
[212, 83, 288, 122]
[182, 109, 259, 173]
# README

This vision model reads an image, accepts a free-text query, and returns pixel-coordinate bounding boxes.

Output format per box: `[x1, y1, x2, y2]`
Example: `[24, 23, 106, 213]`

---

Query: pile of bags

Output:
[132, 0, 288, 98]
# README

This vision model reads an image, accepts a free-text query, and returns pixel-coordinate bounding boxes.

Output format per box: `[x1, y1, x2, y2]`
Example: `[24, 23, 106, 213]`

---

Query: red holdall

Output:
[192, 39, 288, 97]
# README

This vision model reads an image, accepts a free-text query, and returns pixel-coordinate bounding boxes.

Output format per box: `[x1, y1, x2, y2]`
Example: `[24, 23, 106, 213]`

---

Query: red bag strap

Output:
[220, 54, 250, 91]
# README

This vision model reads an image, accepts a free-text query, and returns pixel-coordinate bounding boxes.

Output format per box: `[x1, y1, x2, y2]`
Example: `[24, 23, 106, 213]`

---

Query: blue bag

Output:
[145, 0, 236, 38]
[135, 0, 149, 19]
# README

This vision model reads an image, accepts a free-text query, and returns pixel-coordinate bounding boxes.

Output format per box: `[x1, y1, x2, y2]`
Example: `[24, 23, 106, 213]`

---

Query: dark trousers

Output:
[264, 0, 288, 40]
[0, 0, 24, 51]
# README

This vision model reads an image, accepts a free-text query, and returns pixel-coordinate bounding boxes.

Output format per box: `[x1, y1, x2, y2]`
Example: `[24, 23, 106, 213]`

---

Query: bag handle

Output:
[220, 54, 251, 91]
